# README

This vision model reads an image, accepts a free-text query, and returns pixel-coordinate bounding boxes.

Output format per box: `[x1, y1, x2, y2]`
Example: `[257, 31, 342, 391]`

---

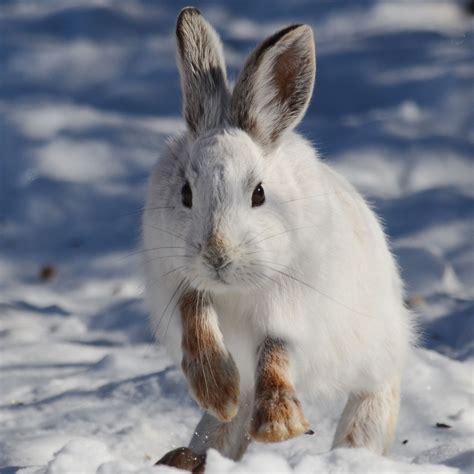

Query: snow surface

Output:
[0, 0, 473, 472]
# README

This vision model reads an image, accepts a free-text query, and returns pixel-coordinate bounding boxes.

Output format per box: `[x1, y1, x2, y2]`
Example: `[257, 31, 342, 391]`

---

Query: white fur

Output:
[143, 8, 414, 458]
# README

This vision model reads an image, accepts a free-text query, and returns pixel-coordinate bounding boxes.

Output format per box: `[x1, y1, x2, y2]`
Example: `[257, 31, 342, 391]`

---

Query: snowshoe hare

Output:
[143, 7, 414, 471]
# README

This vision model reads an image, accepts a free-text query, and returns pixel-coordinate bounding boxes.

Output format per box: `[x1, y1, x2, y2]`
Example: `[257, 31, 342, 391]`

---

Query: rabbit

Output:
[143, 7, 415, 472]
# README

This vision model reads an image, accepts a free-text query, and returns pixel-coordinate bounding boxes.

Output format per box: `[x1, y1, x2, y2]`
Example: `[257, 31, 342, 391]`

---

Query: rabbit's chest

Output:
[213, 295, 261, 390]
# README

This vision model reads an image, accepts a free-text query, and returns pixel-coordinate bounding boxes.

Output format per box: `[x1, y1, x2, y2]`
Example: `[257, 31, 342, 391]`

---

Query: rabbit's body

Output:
[145, 131, 410, 398]
[144, 7, 413, 470]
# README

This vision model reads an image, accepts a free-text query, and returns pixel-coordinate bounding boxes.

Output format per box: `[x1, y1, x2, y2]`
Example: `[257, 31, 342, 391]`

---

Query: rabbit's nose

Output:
[204, 252, 228, 270]
[204, 234, 230, 270]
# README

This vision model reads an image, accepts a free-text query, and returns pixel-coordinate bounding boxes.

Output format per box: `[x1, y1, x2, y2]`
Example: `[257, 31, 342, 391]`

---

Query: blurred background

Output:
[0, 1, 473, 472]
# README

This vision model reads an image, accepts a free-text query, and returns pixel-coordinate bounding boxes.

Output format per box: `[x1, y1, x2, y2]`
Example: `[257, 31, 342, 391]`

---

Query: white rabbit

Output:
[143, 7, 414, 471]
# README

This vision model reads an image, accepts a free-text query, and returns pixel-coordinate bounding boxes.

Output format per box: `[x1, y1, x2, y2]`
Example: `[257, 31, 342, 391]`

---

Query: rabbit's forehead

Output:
[188, 129, 262, 182]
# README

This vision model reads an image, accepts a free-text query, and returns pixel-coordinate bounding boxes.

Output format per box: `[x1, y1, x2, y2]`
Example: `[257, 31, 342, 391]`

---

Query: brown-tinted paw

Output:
[182, 349, 240, 422]
[155, 447, 205, 473]
[250, 388, 310, 442]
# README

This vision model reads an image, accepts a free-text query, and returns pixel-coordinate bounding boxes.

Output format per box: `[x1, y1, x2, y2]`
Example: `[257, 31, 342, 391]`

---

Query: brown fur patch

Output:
[205, 233, 227, 268]
[230, 24, 314, 148]
[180, 290, 213, 358]
[207, 233, 225, 253]
[250, 338, 310, 442]
[273, 45, 298, 103]
[180, 290, 240, 422]
[155, 446, 205, 473]
[230, 25, 315, 147]
[343, 429, 357, 447]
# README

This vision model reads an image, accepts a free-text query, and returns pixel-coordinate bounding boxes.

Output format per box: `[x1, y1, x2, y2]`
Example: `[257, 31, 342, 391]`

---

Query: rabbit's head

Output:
[149, 8, 316, 292]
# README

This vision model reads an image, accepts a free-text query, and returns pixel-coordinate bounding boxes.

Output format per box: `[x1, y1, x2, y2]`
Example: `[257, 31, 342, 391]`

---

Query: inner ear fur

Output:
[231, 24, 316, 150]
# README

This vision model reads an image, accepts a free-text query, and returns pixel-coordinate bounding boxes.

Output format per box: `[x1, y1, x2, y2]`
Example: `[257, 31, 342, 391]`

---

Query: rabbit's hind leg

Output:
[332, 377, 400, 455]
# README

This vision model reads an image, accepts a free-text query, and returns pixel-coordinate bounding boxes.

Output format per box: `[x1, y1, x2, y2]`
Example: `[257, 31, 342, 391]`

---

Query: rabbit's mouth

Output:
[195, 260, 235, 290]
[200, 250, 233, 286]
[213, 274, 229, 286]
[208, 265, 231, 286]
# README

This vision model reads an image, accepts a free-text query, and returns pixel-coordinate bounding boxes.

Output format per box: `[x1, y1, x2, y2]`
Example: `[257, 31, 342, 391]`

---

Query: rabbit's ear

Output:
[176, 7, 230, 136]
[231, 25, 315, 150]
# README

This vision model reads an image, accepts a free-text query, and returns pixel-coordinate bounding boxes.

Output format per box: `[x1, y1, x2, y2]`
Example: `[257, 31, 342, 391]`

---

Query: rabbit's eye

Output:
[182, 181, 192, 208]
[251, 183, 265, 207]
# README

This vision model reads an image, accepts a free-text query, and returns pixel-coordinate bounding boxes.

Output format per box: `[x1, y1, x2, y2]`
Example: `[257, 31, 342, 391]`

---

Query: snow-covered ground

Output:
[0, 0, 473, 472]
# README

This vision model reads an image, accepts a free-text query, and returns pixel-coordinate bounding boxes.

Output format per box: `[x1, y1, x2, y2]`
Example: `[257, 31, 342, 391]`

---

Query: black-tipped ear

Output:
[231, 24, 316, 150]
[176, 7, 230, 136]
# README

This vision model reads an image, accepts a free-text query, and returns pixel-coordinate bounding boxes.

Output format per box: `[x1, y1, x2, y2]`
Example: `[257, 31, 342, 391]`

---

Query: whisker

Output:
[255, 262, 374, 319]
[196, 291, 210, 400]
[142, 269, 189, 359]
[250, 225, 318, 246]
[253, 258, 294, 271]
[138, 265, 189, 295]
[115, 206, 175, 219]
[142, 254, 194, 267]
[120, 247, 188, 260]
[154, 278, 187, 337]
[143, 224, 199, 250]
[278, 191, 342, 204]
[201, 292, 218, 391]
[240, 223, 279, 248]
[163, 278, 194, 343]
[158, 265, 188, 280]
[256, 269, 286, 291]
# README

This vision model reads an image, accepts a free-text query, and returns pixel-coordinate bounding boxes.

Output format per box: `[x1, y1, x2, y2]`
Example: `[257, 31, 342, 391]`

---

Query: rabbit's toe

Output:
[155, 446, 205, 473]
[182, 349, 240, 422]
[250, 389, 310, 442]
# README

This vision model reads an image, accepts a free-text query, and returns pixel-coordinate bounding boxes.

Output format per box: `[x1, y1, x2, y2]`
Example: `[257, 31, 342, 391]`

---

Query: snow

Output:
[0, 0, 473, 473]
